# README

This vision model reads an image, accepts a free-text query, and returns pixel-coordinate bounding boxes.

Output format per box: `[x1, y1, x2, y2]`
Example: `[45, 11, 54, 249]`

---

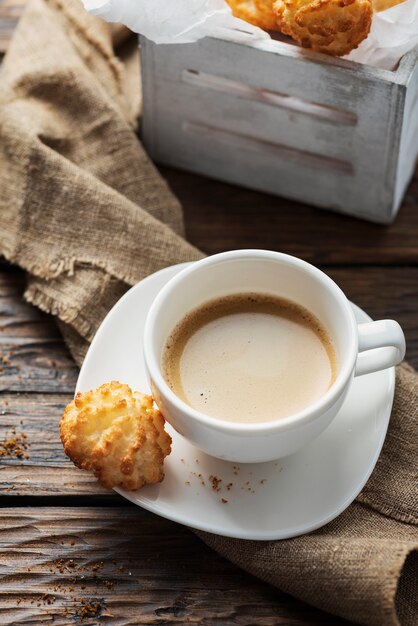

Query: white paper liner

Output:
[346, 0, 418, 69]
[82, 0, 418, 69]
[82, 0, 268, 44]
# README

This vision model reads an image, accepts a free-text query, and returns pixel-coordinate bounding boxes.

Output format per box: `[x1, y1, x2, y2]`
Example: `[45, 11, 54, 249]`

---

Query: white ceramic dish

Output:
[77, 263, 395, 540]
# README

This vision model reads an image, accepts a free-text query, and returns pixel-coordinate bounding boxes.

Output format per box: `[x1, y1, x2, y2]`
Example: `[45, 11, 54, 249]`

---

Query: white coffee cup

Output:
[143, 250, 405, 463]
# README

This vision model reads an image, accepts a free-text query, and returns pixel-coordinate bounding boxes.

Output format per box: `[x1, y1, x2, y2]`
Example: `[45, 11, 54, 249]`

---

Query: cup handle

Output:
[355, 320, 406, 377]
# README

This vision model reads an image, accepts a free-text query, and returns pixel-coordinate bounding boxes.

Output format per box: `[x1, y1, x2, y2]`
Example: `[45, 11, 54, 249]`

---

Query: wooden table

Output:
[1, 4, 418, 624]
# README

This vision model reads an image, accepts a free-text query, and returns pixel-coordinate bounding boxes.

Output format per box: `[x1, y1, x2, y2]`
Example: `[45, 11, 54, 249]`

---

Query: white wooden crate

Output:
[140, 33, 418, 223]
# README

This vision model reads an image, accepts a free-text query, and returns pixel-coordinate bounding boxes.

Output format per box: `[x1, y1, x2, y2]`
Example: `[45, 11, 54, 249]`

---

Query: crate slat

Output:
[141, 35, 418, 223]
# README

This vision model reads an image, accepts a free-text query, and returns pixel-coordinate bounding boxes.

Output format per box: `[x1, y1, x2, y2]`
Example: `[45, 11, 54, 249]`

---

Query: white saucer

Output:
[77, 263, 395, 540]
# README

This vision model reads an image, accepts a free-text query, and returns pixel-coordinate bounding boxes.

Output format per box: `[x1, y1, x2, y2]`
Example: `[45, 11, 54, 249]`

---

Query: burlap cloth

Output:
[0, 1, 416, 624]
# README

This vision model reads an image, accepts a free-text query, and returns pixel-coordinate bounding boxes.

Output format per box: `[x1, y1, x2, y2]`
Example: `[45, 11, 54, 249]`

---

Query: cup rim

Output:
[143, 250, 358, 434]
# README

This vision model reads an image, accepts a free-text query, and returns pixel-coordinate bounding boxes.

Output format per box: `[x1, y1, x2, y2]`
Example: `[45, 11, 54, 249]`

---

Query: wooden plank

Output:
[0, 267, 416, 497]
[163, 166, 418, 264]
[0, 8, 413, 626]
[0, 264, 417, 367]
[0, 393, 109, 495]
[0, 271, 78, 393]
[141, 36, 408, 223]
[328, 267, 418, 369]
[0, 507, 352, 625]
[156, 74, 358, 161]
[395, 57, 418, 210]
[0, 265, 416, 398]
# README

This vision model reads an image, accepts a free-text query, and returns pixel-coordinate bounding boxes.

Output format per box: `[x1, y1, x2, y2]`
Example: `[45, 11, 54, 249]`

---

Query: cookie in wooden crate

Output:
[273, 0, 373, 56]
[227, 0, 279, 31]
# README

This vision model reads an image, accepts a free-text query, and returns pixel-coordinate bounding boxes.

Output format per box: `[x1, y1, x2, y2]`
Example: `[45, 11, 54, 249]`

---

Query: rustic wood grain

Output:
[1, 265, 416, 397]
[0, 392, 110, 496]
[0, 271, 78, 393]
[0, 508, 353, 625]
[0, 7, 417, 626]
[327, 267, 418, 367]
[142, 36, 418, 223]
[0, 266, 416, 499]
[163, 166, 418, 264]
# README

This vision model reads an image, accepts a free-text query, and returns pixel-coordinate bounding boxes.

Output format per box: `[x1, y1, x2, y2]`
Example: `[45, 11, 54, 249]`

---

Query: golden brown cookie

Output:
[373, 0, 405, 11]
[227, 0, 279, 31]
[273, 0, 373, 56]
[60, 382, 171, 491]
[254, 0, 280, 29]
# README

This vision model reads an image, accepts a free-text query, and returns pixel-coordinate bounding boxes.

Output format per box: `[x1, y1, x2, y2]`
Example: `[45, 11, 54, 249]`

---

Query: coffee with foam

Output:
[162, 293, 336, 424]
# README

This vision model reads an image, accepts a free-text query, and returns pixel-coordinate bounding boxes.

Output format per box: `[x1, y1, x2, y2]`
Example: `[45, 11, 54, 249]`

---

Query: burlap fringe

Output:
[25, 282, 96, 341]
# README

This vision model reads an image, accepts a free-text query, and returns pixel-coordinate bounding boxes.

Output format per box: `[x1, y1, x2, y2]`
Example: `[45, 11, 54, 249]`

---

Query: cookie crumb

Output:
[0, 428, 31, 460]
[209, 475, 222, 492]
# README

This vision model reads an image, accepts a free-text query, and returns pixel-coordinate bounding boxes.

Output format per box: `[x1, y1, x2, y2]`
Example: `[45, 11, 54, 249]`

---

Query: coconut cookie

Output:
[60, 382, 171, 491]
